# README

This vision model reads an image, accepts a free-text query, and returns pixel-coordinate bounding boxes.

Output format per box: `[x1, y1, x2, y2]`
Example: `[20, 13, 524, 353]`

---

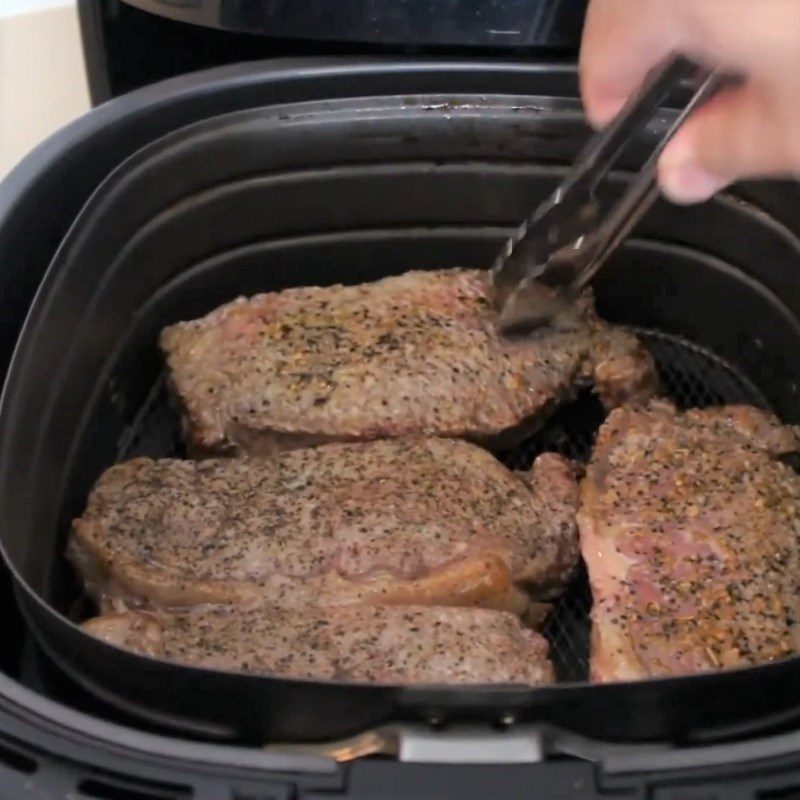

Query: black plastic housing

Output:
[2, 62, 800, 745]
[120, 0, 588, 48]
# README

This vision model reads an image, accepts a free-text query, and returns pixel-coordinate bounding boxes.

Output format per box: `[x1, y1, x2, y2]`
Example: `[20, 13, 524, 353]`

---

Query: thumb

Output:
[658, 82, 800, 204]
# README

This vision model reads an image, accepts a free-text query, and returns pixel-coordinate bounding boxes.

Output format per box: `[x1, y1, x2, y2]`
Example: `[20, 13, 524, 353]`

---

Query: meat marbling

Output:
[580, 400, 800, 681]
[82, 603, 555, 685]
[160, 269, 657, 455]
[69, 437, 580, 616]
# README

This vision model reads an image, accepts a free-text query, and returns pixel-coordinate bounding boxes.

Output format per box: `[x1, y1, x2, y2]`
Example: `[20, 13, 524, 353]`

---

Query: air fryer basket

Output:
[2, 89, 800, 744]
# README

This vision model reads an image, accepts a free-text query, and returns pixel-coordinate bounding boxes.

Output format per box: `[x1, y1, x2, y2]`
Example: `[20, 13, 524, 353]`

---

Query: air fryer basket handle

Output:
[267, 723, 545, 764]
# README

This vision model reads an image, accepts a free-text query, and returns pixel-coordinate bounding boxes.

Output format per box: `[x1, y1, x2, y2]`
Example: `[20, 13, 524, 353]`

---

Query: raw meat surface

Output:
[160, 269, 657, 455]
[82, 603, 555, 685]
[69, 437, 580, 615]
[580, 401, 800, 681]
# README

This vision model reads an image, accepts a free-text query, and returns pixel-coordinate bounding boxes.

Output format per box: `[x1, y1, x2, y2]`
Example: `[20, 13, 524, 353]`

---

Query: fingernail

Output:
[659, 162, 729, 205]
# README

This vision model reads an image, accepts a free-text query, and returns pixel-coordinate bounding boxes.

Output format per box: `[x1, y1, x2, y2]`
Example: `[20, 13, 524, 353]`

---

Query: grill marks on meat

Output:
[69, 438, 580, 615]
[160, 269, 657, 455]
[82, 604, 555, 685]
[580, 401, 800, 681]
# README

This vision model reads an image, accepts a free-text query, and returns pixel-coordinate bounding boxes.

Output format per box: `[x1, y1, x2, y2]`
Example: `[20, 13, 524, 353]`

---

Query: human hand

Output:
[579, 0, 800, 203]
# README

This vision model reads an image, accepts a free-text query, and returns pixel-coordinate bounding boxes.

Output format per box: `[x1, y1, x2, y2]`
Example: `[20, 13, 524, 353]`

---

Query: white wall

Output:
[0, 0, 91, 179]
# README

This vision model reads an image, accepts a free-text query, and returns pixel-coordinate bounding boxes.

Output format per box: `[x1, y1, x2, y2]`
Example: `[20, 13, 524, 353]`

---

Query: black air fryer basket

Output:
[3, 58, 800, 753]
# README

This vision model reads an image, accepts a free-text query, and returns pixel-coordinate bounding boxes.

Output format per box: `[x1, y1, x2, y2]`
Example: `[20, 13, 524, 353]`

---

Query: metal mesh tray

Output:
[115, 329, 769, 683]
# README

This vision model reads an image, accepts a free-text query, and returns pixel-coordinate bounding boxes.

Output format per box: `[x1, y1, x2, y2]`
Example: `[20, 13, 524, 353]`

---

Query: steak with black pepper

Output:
[82, 603, 555, 685]
[580, 400, 800, 681]
[69, 437, 580, 615]
[160, 269, 657, 455]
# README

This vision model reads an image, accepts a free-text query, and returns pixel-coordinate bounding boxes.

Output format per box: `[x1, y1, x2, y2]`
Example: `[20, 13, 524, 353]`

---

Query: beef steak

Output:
[160, 269, 657, 455]
[69, 437, 580, 615]
[82, 603, 555, 685]
[580, 401, 800, 681]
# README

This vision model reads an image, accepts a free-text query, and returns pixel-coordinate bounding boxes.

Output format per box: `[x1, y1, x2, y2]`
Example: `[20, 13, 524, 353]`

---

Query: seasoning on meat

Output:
[160, 269, 657, 455]
[580, 400, 800, 681]
[69, 437, 580, 615]
[82, 603, 555, 685]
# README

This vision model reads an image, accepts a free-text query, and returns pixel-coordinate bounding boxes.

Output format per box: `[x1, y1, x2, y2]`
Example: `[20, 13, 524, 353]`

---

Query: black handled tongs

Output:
[491, 55, 732, 334]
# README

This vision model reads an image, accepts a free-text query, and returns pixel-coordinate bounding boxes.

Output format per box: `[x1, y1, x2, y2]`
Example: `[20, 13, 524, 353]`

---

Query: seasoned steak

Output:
[69, 437, 580, 615]
[580, 401, 800, 681]
[82, 603, 555, 685]
[160, 269, 656, 455]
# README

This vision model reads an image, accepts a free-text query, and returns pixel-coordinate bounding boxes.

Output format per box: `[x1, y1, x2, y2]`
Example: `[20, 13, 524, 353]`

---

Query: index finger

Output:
[579, 0, 678, 127]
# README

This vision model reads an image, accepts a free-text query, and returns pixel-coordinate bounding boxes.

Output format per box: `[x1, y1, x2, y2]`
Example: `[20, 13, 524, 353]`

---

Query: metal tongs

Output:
[491, 56, 731, 334]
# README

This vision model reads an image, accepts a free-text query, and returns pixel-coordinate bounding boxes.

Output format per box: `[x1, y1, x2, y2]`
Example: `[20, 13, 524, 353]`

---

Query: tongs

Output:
[491, 55, 731, 333]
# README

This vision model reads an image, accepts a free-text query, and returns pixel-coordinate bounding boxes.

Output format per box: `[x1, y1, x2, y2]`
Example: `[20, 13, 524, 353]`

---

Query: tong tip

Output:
[494, 280, 580, 337]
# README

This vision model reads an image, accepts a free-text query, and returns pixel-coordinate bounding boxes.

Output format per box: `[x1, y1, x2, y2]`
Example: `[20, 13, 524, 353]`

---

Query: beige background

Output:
[0, 1, 90, 179]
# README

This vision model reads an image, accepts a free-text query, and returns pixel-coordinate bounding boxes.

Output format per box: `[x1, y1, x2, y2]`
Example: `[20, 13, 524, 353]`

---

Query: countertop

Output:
[0, 0, 91, 179]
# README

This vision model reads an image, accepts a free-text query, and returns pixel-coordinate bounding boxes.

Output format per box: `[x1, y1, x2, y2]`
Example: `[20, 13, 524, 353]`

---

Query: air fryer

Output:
[2, 58, 800, 799]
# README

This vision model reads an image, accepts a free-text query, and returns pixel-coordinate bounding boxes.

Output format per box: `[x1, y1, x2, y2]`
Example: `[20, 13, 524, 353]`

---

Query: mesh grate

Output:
[115, 329, 770, 683]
